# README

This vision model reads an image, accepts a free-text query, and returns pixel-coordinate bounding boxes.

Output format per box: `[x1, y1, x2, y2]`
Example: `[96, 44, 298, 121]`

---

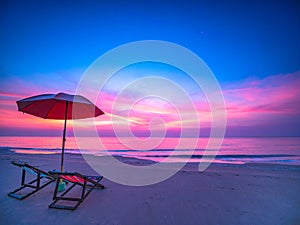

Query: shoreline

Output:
[2, 147, 300, 174]
[2, 146, 300, 167]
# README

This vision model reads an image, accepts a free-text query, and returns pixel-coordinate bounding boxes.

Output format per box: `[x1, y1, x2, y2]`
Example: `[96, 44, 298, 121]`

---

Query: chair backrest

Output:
[12, 161, 53, 179]
[22, 166, 38, 175]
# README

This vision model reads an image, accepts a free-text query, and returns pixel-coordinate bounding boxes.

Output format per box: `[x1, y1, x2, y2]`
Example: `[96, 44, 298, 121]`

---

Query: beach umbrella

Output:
[16, 92, 104, 172]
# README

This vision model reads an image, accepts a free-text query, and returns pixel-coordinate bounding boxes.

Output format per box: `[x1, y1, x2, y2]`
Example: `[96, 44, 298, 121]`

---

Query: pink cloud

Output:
[224, 71, 300, 128]
[1, 71, 299, 137]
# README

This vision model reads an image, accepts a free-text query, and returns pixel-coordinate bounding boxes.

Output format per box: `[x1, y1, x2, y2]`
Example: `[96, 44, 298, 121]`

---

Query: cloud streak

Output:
[1, 71, 299, 136]
[224, 72, 300, 120]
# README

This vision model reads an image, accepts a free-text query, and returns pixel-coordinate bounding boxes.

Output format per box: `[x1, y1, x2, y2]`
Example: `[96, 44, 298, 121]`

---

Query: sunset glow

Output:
[1, 1, 299, 138]
[1, 70, 299, 137]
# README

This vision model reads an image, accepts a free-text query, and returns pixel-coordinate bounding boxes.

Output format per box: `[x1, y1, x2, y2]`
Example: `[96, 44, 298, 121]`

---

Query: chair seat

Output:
[48, 171, 105, 210]
[61, 175, 85, 183]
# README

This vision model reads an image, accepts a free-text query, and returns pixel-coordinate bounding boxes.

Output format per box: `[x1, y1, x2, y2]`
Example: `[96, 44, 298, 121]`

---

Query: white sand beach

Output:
[0, 149, 299, 225]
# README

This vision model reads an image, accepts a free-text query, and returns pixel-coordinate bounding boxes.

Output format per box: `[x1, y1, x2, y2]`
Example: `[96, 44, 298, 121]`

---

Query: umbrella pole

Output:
[60, 101, 68, 172]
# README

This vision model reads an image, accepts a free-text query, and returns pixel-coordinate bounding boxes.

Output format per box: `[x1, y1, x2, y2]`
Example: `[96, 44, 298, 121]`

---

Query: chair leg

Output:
[8, 163, 55, 200]
[21, 169, 26, 186]
[49, 182, 96, 210]
[52, 178, 60, 200]
[37, 171, 41, 189]
[49, 182, 80, 210]
[81, 179, 87, 201]
[8, 177, 54, 200]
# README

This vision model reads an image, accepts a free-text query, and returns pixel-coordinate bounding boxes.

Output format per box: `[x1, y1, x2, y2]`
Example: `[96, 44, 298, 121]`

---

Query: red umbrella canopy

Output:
[17, 92, 104, 120]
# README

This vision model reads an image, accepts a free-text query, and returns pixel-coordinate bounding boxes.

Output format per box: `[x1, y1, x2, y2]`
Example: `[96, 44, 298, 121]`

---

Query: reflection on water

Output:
[14, 149, 56, 155]
[1, 136, 300, 165]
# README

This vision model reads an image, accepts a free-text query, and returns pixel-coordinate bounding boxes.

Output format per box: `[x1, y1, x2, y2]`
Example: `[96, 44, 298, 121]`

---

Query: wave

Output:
[2, 146, 299, 165]
[1, 147, 298, 158]
[139, 154, 298, 159]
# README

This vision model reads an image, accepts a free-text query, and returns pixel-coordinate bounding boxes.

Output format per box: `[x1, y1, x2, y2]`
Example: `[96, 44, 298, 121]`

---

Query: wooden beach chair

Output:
[8, 161, 56, 200]
[48, 171, 104, 210]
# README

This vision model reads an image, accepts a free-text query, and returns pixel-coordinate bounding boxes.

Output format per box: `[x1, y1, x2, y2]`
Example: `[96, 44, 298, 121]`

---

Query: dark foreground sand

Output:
[0, 149, 299, 225]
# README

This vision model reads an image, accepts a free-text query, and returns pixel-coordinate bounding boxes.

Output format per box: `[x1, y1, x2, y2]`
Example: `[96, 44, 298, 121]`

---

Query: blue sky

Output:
[1, 0, 300, 137]
[1, 0, 299, 80]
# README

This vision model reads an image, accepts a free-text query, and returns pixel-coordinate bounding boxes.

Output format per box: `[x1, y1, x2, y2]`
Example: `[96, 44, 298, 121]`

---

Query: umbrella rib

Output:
[83, 103, 96, 118]
[44, 100, 61, 119]
[17, 100, 39, 112]
[77, 102, 101, 118]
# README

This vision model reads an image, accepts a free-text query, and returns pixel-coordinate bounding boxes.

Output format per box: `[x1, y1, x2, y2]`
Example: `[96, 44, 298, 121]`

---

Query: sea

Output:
[0, 136, 300, 165]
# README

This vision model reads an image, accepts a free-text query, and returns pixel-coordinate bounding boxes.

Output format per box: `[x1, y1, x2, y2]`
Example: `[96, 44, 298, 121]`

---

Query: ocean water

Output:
[0, 136, 300, 165]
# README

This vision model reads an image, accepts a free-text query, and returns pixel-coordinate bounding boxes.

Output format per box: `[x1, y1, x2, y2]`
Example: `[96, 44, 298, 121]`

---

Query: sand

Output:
[0, 149, 299, 225]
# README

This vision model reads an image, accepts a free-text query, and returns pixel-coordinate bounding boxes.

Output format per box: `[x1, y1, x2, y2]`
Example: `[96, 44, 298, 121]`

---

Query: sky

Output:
[0, 0, 300, 137]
